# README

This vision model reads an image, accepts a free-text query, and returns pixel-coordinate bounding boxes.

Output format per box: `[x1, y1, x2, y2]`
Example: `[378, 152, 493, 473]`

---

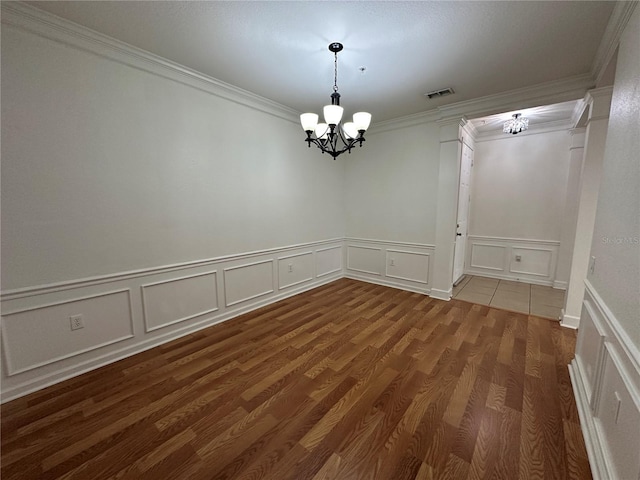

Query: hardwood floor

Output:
[1, 278, 591, 480]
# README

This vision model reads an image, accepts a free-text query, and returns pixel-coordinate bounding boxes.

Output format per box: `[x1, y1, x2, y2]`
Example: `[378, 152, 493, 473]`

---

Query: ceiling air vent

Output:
[424, 87, 455, 99]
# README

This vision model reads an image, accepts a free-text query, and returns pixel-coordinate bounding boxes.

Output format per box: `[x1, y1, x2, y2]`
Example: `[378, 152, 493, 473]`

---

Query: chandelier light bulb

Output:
[323, 105, 344, 126]
[342, 122, 358, 139]
[300, 113, 319, 132]
[353, 112, 372, 132]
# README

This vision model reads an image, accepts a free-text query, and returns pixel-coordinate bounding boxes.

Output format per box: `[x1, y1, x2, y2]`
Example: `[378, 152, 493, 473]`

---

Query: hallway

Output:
[453, 276, 565, 319]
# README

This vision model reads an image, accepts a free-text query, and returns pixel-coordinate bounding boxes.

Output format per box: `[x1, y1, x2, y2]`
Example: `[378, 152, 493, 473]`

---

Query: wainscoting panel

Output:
[469, 243, 506, 271]
[345, 238, 434, 295]
[509, 247, 553, 277]
[347, 245, 383, 276]
[223, 260, 274, 307]
[569, 280, 640, 480]
[466, 236, 560, 286]
[2, 290, 134, 376]
[316, 246, 342, 278]
[141, 271, 218, 332]
[574, 301, 606, 409]
[0, 239, 343, 402]
[278, 252, 313, 290]
[386, 249, 430, 284]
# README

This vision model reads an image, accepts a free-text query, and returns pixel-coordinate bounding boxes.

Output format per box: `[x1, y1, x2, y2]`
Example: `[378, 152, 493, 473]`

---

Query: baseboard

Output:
[1, 273, 342, 403]
[568, 360, 608, 480]
[553, 280, 568, 290]
[429, 288, 452, 301]
[1, 239, 344, 403]
[569, 280, 640, 480]
[344, 273, 430, 296]
[561, 310, 581, 329]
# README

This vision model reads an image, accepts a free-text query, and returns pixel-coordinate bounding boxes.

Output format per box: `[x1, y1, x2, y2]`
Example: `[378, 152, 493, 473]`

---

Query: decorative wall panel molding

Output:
[385, 249, 430, 284]
[316, 246, 343, 278]
[0, 239, 342, 403]
[465, 235, 560, 286]
[223, 260, 274, 307]
[347, 245, 383, 276]
[345, 238, 433, 295]
[141, 271, 218, 332]
[2, 290, 134, 376]
[278, 252, 313, 290]
[569, 281, 640, 480]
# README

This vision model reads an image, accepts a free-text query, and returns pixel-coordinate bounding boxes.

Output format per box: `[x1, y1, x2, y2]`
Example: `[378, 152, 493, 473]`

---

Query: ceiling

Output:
[26, 1, 615, 126]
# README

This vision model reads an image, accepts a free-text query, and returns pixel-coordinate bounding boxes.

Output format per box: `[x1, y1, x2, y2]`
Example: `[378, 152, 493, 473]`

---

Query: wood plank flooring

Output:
[1, 278, 592, 479]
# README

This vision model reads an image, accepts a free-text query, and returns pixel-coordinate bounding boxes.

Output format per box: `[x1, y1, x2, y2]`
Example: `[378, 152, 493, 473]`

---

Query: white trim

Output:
[553, 280, 568, 290]
[0, 3, 299, 125]
[568, 360, 608, 480]
[467, 235, 561, 246]
[344, 273, 429, 296]
[430, 288, 452, 301]
[385, 249, 430, 285]
[570, 279, 640, 480]
[0, 273, 342, 403]
[591, 1, 638, 85]
[584, 279, 640, 382]
[345, 237, 435, 249]
[346, 245, 383, 276]
[278, 251, 314, 261]
[2, 289, 135, 376]
[508, 246, 553, 278]
[469, 243, 507, 271]
[473, 119, 574, 142]
[223, 259, 275, 307]
[561, 312, 581, 329]
[1, 238, 342, 301]
[140, 271, 219, 333]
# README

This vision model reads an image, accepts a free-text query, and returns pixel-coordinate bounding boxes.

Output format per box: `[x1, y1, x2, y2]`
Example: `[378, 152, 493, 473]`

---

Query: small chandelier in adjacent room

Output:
[300, 43, 372, 159]
[503, 113, 529, 134]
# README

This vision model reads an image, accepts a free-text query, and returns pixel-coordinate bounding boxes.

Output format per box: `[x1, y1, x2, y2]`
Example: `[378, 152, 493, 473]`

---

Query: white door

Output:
[452, 141, 473, 285]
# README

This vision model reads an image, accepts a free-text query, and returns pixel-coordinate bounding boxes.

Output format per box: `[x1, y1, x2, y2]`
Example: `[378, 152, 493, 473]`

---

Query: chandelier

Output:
[503, 113, 529, 134]
[300, 43, 372, 159]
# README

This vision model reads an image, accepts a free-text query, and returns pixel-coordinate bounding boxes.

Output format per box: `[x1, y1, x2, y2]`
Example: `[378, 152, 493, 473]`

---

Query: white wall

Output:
[344, 122, 440, 244]
[587, 11, 640, 350]
[466, 129, 573, 285]
[569, 6, 640, 480]
[342, 120, 441, 294]
[1, 21, 345, 291]
[0, 7, 345, 401]
[470, 130, 571, 240]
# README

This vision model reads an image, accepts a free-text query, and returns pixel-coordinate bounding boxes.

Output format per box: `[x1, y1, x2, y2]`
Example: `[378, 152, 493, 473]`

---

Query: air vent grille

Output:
[424, 87, 455, 99]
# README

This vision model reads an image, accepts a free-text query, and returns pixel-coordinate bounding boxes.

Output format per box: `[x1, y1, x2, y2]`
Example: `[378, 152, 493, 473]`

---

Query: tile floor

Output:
[452, 275, 565, 320]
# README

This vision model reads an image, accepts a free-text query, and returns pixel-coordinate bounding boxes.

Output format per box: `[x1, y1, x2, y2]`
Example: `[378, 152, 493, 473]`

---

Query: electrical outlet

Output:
[70, 314, 84, 331]
[515, 255, 522, 262]
[288, 264, 293, 273]
[390, 259, 395, 266]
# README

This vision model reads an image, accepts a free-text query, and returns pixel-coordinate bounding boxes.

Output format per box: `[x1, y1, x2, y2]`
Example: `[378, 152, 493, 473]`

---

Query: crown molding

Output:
[474, 118, 574, 143]
[367, 73, 596, 134]
[367, 109, 440, 135]
[591, 1, 638, 86]
[1, 2, 300, 124]
[437, 74, 595, 120]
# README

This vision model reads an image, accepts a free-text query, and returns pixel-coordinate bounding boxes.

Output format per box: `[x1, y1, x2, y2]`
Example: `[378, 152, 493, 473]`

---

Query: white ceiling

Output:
[27, 1, 615, 125]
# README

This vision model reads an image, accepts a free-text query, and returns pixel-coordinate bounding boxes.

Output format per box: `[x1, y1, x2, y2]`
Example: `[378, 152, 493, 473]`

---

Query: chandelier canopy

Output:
[300, 43, 372, 159]
[503, 113, 529, 135]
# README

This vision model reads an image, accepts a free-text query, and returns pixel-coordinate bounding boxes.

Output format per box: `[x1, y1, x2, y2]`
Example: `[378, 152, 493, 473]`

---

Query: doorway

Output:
[452, 140, 473, 285]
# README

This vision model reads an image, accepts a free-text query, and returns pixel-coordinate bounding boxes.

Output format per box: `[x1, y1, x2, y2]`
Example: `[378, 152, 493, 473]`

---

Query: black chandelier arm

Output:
[303, 130, 366, 159]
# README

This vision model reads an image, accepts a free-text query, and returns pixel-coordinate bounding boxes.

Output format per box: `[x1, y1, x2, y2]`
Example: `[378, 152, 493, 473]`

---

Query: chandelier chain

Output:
[333, 51, 338, 92]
